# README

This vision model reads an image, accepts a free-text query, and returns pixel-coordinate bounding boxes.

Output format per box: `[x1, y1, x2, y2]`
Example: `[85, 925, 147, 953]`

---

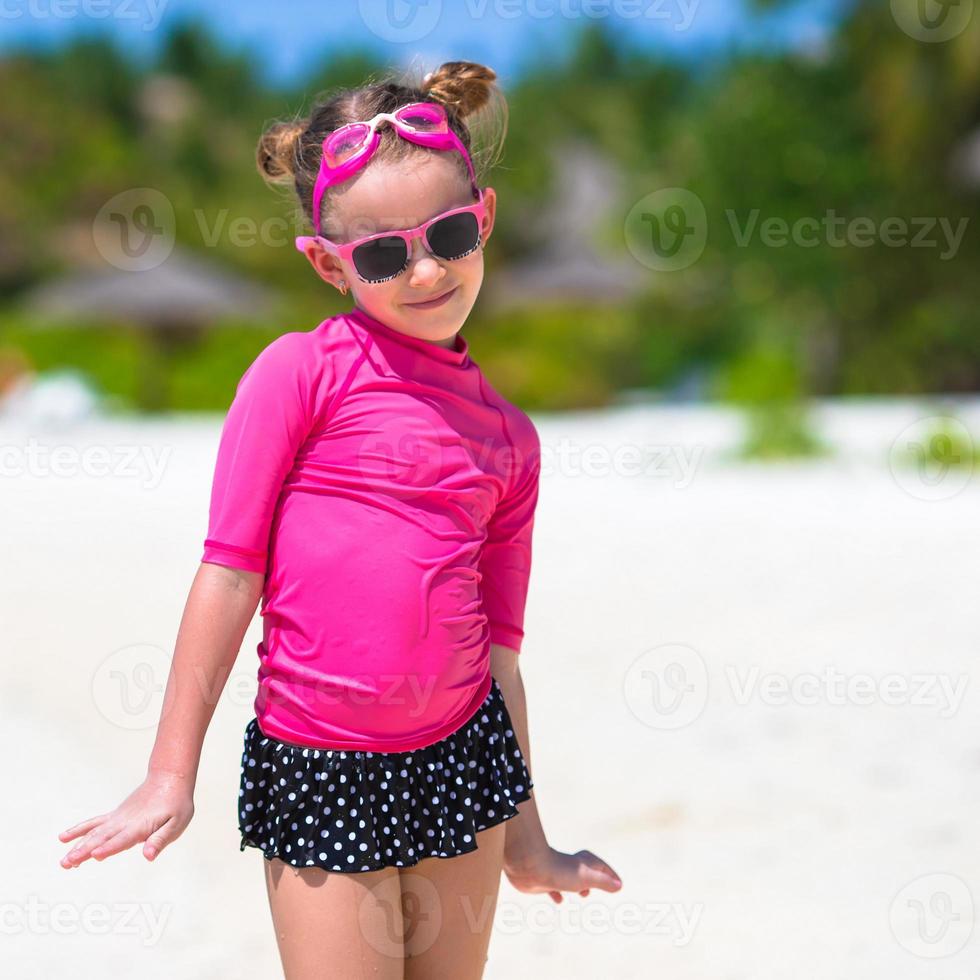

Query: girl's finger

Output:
[549, 891, 562, 903]
[62, 847, 95, 869]
[577, 851, 622, 889]
[90, 826, 141, 861]
[58, 814, 110, 842]
[62, 838, 98, 868]
[63, 825, 120, 868]
[143, 816, 178, 861]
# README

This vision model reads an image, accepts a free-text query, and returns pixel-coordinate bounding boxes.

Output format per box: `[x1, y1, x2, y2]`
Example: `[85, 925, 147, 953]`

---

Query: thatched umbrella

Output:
[22, 246, 280, 410]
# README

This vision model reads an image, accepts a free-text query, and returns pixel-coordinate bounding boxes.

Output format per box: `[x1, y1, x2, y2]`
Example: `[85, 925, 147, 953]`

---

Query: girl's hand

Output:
[504, 845, 623, 903]
[57, 770, 195, 869]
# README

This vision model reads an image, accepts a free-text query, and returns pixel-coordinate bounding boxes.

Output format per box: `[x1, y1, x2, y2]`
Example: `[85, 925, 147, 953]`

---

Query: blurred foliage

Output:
[718, 329, 826, 458]
[0, 313, 292, 413]
[1, 3, 979, 417]
[0, 315, 147, 410]
[736, 402, 827, 459]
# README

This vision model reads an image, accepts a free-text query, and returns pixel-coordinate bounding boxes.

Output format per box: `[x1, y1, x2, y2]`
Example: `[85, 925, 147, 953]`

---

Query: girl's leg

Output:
[262, 856, 405, 980]
[400, 821, 507, 980]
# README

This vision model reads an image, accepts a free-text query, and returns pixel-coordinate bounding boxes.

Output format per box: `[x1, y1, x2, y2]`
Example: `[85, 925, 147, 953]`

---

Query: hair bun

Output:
[422, 61, 496, 119]
[257, 120, 306, 183]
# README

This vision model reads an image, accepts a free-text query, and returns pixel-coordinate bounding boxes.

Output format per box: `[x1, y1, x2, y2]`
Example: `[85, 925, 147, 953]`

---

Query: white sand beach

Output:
[4, 396, 980, 978]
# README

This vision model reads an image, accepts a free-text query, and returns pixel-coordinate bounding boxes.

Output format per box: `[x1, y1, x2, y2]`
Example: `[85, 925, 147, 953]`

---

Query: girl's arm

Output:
[146, 562, 263, 783]
[489, 643, 548, 861]
[491, 643, 624, 901]
[60, 332, 318, 870]
[58, 561, 262, 868]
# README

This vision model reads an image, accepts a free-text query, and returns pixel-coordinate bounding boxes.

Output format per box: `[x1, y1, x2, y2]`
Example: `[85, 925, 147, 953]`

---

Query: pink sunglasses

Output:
[295, 101, 488, 284]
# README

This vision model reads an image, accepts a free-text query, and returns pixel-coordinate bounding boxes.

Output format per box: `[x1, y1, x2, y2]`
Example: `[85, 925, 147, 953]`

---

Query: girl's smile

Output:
[403, 284, 459, 309]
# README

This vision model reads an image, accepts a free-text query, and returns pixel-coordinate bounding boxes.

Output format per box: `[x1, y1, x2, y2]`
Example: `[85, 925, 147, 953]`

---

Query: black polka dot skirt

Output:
[237, 676, 534, 873]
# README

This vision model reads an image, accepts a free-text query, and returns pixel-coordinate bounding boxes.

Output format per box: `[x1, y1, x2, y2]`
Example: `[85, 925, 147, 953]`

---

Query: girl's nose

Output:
[406, 238, 445, 287]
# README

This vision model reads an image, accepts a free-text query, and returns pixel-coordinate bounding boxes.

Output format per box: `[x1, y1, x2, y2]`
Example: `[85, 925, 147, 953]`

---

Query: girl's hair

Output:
[256, 60, 508, 233]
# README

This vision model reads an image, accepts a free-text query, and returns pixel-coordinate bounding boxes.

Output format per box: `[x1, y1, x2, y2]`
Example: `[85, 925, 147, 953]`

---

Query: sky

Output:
[0, 0, 851, 85]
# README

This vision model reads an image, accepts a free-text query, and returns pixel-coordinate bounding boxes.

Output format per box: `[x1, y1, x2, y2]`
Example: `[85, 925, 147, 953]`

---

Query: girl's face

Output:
[302, 153, 496, 349]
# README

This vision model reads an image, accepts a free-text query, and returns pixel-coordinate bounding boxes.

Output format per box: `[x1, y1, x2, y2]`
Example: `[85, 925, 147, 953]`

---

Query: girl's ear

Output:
[480, 186, 497, 246]
[303, 241, 349, 293]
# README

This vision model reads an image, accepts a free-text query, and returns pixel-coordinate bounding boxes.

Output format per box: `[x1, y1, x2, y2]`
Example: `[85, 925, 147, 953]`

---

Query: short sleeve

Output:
[478, 424, 542, 654]
[201, 332, 321, 575]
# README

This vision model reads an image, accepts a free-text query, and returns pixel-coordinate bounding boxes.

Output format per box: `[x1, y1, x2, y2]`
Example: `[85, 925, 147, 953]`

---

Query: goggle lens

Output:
[394, 103, 447, 133]
[325, 124, 370, 167]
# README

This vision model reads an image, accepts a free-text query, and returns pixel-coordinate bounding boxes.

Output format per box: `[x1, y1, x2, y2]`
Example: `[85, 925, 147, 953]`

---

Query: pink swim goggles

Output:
[294, 101, 488, 284]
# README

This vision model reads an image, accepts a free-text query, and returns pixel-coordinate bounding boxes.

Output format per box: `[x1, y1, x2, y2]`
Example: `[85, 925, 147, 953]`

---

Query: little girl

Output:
[58, 60, 622, 978]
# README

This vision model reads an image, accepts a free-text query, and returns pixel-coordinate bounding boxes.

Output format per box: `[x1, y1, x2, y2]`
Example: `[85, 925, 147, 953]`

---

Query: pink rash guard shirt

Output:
[201, 306, 541, 752]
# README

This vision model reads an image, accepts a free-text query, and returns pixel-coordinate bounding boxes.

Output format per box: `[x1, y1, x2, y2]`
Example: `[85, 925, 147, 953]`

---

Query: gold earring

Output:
[339, 280, 348, 296]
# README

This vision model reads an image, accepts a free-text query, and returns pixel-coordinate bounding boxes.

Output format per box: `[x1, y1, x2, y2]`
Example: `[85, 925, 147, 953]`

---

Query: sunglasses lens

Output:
[325, 124, 370, 167]
[427, 211, 480, 260]
[352, 236, 409, 283]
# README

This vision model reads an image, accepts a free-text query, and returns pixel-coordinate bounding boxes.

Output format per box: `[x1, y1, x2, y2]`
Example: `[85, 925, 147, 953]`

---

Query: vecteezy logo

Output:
[93, 188, 175, 271]
[890, 0, 974, 41]
[352, 412, 446, 504]
[360, 871, 442, 956]
[358, 0, 442, 42]
[623, 643, 709, 730]
[112, 205, 161, 259]
[624, 188, 707, 272]
[888, 416, 974, 501]
[918, 0, 964, 26]
[646, 207, 692, 258]
[889, 873, 974, 958]
[91, 643, 171, 731]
